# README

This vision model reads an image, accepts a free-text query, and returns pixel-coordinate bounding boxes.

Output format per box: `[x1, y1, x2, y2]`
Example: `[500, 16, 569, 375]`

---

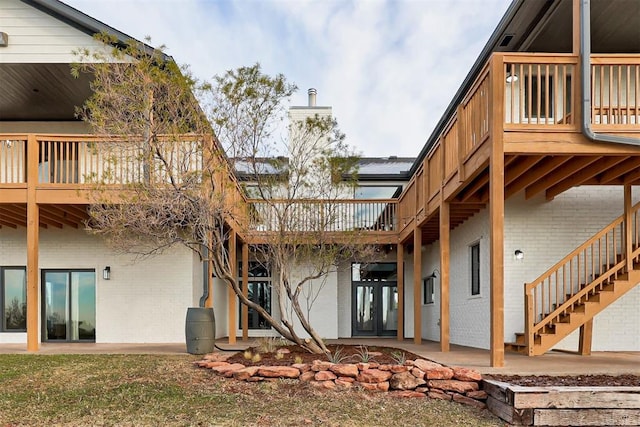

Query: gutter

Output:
[580, 0, 640, 146]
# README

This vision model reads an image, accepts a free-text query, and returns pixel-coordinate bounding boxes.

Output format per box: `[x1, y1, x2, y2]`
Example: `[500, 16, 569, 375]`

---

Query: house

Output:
[1, 0, 639, 367]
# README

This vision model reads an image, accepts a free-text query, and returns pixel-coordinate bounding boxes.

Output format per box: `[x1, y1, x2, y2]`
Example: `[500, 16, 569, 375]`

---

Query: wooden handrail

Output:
[525, 202, 640, 345]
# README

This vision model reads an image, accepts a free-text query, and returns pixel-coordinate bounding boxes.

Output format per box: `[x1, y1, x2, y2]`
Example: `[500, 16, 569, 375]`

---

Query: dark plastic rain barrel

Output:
[185, 307, 215, 355]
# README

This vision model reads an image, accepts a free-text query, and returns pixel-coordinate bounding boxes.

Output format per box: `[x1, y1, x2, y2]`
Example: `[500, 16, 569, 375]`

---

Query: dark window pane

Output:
[3, 268, 26, 331]
[471, 243, 480, 296]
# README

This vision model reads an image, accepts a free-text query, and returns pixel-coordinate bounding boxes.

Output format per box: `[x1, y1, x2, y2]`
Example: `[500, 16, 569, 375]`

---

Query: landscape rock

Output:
[314, 370, 337, 381]
[357, 369, 392, 384]
[389, 365, 409, 373]
[412, 359, 443, 372]
[424, 366, 454, 380]
[311, 361, 334, 372]
[427, 390, 452, 401]
[292, 363, 310, 372]
[376, 381, 390, 392]
[329, 364, 359, 377]
[452, 367, 482, 382]
[453, 393, 487, 409]
[390, 371, 426, 390]
[233, 366, 259, 380]
[299, 371, 316, 382]
[257, 366, 300, 379]
[466, 390, 488, 400]
[210, 363, 245, 375]
[335, 379, 354, 389]
[427, 379, 479, 394]
[410, 368, 426, 379]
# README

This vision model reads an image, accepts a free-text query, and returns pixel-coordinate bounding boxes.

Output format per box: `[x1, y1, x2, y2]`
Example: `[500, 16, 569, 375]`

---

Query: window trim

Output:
[470, 242, 481, 297]
[423, 277, 435, 305]
[1, 266, 27, 332]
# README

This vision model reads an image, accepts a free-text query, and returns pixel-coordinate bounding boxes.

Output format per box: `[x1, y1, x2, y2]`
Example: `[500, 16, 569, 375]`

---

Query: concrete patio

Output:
[1, 337, 638, 377]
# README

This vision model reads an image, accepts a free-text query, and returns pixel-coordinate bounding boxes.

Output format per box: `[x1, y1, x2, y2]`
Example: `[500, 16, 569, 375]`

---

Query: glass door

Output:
[42, 270, 96, 342]
[352, 282, 397, 336]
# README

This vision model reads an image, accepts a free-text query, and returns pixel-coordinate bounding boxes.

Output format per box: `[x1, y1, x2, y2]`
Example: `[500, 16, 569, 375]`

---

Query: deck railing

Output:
[591, 56, 640, 127]
[524, 202, 640, 354]
[248, 199, 397, 233]
[0, 138, 26, 184]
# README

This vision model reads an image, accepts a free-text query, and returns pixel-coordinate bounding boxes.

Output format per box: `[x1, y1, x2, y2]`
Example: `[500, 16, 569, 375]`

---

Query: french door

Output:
[42, 270, 96, 342]
[352, 281, 398, 336]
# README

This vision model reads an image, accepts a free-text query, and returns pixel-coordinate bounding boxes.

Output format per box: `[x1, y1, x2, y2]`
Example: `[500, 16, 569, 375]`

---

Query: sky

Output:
[63, 0, 512, 158]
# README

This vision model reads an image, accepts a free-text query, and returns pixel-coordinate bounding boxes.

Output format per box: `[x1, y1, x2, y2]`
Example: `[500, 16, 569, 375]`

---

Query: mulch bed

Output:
[485, 374, 640, 387]
[226, 344, 421, 367]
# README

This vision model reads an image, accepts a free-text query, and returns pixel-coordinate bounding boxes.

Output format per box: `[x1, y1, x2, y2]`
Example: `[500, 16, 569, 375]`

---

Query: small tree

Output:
[75, 38, 376, 355]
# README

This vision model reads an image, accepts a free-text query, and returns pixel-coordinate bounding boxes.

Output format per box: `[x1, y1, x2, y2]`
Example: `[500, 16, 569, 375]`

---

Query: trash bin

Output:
[185, 307, 215, 355]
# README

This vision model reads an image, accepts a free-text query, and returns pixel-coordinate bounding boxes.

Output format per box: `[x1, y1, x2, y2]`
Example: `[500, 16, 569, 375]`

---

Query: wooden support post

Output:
[205, 235, 214, 308]
[228, 230, 237, 344]
[489, 55, 505, 368]
[241, 242, 249, 341]
[625, 184, 633, 272]
[26, 134, 39, 352]
[397, 243, 404, 341]
[439, 201, 450, 352]
[578, 319, 593, 356]
[413, 229, 422, 345]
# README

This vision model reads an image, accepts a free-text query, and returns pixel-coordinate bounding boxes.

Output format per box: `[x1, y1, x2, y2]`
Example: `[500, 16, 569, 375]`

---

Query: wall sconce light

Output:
[0, 32, 8, 48]
[426, 269, 440, 279]
[506, 64, 518, 83]
[514, 250, 524, 261]
[103, 266, 111, 280]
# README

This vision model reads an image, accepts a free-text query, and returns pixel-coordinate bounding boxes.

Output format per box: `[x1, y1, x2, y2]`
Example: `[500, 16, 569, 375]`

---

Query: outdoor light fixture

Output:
[514, 250, 524, 260]
[426, 269, 440, 279]
[0, 32, 8, 47]
[505, 64, 518, 83]
[103, 266, 111, 280]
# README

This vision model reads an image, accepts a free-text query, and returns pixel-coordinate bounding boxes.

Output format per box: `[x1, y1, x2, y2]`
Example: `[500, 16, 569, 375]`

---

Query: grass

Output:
[0, 354, 503, 426]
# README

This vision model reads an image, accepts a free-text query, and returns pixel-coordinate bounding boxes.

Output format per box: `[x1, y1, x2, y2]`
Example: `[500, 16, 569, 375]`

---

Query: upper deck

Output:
[2, 53, 640, 241]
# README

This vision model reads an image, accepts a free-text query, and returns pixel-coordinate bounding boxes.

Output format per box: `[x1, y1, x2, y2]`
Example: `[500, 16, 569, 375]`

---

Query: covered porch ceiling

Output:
[0, 63, 93, 121]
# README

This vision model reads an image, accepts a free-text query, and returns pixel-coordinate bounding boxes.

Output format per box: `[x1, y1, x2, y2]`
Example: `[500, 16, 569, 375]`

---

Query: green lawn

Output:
[0, 354, 503, 426]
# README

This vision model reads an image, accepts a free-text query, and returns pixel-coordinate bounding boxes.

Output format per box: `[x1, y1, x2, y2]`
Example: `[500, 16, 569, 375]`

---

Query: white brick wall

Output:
[411, 185, 640, 351]
[0, 227, 197, 344]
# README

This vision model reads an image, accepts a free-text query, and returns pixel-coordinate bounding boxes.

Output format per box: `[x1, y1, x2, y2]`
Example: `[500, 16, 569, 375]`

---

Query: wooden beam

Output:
[489, 55, 505, 368]
[439, 200, 450, 352]
[546, 156, 627, 199]
[413, 228, 422, 345]
[505, 156, 571, 199]
[505, 155, 544, 186]
[524, 156, 600, 200]
[26, 135, 39, 352]
[578, 319, 593, 356]
[572, 0, 580, 55]
[242, 242, 249, 341]
[228, 229, 237, 344]
[599, 158, 640, 184]
[397, 243, 404, 341]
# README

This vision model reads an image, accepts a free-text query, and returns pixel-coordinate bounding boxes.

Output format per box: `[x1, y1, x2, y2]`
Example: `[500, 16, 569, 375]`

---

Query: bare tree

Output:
[75, 39, 375, 355]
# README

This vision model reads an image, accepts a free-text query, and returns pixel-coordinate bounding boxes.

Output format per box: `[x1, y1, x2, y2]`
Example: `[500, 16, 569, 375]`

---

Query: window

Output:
[423, 277, 434, 305]
[1, 267, 27, 331]
[470, 243, 480, 296]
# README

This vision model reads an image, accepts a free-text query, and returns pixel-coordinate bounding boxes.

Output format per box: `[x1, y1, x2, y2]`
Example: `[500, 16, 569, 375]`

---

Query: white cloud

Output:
[64, 0, 511, 157]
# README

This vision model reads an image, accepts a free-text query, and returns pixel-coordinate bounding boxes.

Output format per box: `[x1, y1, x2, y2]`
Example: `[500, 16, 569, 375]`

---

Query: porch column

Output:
[413, 229, 422, 344]
[26, 134, 39, 352]
[397, 243, 404, 341]
[241, 242, 249, 341]
[489, 55, 505, 368]
[228, 229, 237, 344]
[439, 201, 450, 352]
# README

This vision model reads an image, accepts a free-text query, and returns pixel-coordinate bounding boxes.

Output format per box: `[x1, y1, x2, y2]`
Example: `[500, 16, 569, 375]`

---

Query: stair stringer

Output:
[531, 269, 640, 356]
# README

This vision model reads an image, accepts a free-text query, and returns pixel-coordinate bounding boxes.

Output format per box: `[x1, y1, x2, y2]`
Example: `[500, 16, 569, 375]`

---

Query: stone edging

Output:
[194, 355, 487, 409]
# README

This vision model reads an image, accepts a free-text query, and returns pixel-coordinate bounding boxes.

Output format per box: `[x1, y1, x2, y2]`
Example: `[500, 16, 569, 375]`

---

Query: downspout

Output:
[199, 243, 209, 308]
[580, 0, 640, 146]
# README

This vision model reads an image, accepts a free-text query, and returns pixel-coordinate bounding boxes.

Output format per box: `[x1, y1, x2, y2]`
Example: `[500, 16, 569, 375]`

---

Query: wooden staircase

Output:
[506, 203, 640, 356]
